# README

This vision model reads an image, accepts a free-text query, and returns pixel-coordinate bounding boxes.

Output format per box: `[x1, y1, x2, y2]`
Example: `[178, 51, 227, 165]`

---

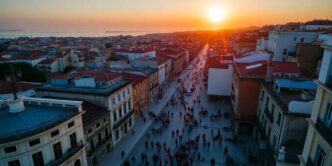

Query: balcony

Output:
[113, 110, 134, 129]
[264, 106, 274, 123]
[314, 118, 332, 147]
[46, 140, 84, 166]
[88, 134, 112, 156]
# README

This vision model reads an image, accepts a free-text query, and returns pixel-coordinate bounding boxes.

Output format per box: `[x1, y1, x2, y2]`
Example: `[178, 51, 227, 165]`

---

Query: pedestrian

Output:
[219, 139, 222, 146]
[121, 150, 125, 159]
[210, 158, 216, 166]
[172, 130, 175, 138]
[179, 135, 182, 142]
[143, 117, 146, 123]
[175, 138, 178, 146]
[224, 147, 228, 156]
[207, 141, 210, 148]
[151, 141, 154, 148]
[145, 141, 148, 149]
[171, 112, 174, 118]
[198, 152, 201, 160]
[180, 112, 182, 118]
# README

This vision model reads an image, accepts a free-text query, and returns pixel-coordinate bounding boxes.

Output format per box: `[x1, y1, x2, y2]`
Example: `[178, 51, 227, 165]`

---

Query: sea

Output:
[0, 30, 166, 39]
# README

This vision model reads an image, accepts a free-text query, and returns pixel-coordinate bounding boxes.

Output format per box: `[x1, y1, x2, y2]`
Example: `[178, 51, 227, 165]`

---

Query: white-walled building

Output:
[70, 51, 85, 68]
[0, 55, 46, 67]
[266, 31, 319, 61]
[255, 79, 316, 165]
[113, 48, 156, 60]
[0, 97, 88, 166]
[207, 55, 233, 96]
[302, 20, 332, 31]
[36, 70, 134, 146]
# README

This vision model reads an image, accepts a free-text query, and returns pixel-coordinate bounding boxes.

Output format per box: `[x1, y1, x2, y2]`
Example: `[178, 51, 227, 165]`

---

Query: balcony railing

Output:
[113, 110, 134, 129]
[264, 106, 274, 123]
[46, 140, 84, 166]
[88, 134, 112, 156]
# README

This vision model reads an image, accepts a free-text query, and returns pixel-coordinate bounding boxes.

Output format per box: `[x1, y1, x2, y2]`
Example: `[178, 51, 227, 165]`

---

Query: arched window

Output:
[74, 159, 81, 166]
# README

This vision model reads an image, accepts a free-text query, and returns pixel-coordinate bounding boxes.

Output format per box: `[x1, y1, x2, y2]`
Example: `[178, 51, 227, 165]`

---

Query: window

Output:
[118, 94, 121, 101]
[104, 128, 109, 138]
[70, 132, 77, 148]
[128, 101, 131, 110]
[300, 37, 305, 43]
[115, 130, 120, 140]
[90, 140, 95, 150]
[271, 104, 275, 116]
[4, 146, 16, 153]
[8, 160, 20, 166]
[119, 107, 122, 118]
[324, 103, 332, 130]
[314, 145, 326, 166]
[124, 103, 127, 114]
[267, 127, 271, 139]
[123, 91, 126, 98]
[127, 89, 130, 95]
[112, 97, 116, 105]
[29, 139, 41, 147]
[53, 142, 62, 160]
[50, 130, 59, 137]
[129, 117, 132, 127]
[98, 133, 102, 143]
[113, 112, 117, 122]
[261, 91, 264, 101]
[96, 122, 100, 128]
[74, 159, 81, 166]
[103, 118, 107, 123]
[32, 151, 44, 166]
[68, 121, 75, 128]
[266, 96, 269, 106]
[88, 128, 93, 134]
[277, 113, 282, 126]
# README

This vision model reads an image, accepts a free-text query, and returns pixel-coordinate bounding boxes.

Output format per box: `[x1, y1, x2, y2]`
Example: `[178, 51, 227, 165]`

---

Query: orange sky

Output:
[0, 0, 331, 31]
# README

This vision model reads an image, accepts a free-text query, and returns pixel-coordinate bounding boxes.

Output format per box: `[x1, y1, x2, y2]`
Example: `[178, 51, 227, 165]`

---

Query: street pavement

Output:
[100, 45, 259, 166]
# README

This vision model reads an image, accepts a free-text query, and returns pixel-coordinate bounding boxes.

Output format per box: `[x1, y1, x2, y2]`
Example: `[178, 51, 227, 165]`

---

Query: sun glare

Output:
[207, 6, 227, 24]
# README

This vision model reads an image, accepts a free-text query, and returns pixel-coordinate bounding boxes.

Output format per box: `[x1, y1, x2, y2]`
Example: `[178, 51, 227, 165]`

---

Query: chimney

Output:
[8, 97, 25, 113]
[265, 55, 273, 83]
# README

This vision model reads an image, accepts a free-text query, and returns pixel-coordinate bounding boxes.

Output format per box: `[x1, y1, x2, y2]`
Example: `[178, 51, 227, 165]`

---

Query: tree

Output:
[0, 63, 47, 82]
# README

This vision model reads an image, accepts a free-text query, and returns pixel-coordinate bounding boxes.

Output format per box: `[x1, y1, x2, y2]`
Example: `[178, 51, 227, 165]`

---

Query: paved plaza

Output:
[101, 45, 261, 166]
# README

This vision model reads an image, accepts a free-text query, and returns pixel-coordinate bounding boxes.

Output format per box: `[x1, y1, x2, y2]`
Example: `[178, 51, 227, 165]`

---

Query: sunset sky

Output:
[0, 0, 331, 32]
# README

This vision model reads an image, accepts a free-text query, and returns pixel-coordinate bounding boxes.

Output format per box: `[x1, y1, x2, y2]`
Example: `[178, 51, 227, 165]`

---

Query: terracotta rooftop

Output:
[0, 82, 40, 94]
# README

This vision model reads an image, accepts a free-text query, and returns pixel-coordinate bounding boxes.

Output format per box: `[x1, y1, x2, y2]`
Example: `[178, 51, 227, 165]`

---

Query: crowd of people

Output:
[122, 51, 257, 166]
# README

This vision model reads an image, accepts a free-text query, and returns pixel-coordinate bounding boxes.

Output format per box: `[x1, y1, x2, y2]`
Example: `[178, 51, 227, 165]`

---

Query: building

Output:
[160, 48, 186, 76]
[113, 48, 156, 60]
[299, 37, 332, 166]
[70, 51, 85, 68]
[82, 102, 112, 166]
[0, 55, 46, 67]
[207, 55, 233, 97]
[122, 72, 149, 115]
[35, 70, 134, 146]
[303, 20, 332, 31]
[266, 31, 319, 61]
[36, 58, 59, 73]
[231, 60, 302, 136]
[0, 97, 87, 166]
[255, 79, 316, 165]
[296, 43, 324, 75]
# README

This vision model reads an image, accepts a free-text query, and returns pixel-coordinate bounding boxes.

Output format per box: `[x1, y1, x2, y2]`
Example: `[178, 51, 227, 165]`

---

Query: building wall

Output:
[267, 31, 318, 61]
[0, 115, 87, 166]
[207, 66, 233, 96]
[297, 44, 323, 74]
[237, 78, 261, 119]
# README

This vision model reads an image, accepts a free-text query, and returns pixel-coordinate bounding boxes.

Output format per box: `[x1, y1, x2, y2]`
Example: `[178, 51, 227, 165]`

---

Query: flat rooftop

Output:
[37, 79, 131, 96]
[0, 99, 80, 144]
[262, 81, 316, 115]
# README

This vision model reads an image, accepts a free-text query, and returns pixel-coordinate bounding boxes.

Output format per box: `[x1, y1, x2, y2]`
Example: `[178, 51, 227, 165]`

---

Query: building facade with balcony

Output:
[300, 39, 332, 166]
[0, 97, 87, 166]
[255, 79, 316, 166]
[35, 70, 134, 147]
[81, 102, 111, 166]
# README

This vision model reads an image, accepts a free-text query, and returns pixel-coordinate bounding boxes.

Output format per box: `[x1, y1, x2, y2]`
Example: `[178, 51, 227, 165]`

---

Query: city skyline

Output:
[1, 0, 332, 32]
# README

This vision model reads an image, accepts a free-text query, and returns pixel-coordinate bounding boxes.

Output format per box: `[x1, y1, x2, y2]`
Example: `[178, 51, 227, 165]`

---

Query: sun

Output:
[206, 6, 227, 24]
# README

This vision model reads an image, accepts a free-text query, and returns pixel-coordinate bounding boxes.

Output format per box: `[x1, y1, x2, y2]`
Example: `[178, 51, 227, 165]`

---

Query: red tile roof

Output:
[122, 72, 146, 86]
[113, 47, 155, 53]
[234, 61, 301, 77]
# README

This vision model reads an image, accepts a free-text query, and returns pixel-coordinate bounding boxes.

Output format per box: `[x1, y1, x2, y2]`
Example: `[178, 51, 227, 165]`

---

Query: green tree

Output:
[0, 63, 47, 82]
